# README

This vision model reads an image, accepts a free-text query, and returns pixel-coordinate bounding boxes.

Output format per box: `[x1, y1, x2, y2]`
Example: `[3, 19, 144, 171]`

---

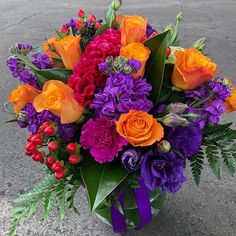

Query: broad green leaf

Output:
[34, 69, 72, 88]
[55, 30, 67, 40]
[144, 31, 169, 105]
[81, 156, 129, 212]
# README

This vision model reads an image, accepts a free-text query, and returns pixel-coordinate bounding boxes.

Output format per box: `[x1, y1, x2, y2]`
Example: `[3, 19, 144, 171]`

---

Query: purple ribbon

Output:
[111, 179, 152, 233]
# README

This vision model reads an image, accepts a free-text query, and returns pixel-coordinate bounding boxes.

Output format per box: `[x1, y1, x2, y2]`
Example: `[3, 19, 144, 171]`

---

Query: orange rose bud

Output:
[42, 36, 60, 60]
[116, 110, 164, 147]
[225, 86, 236, 112]
[8, 84, 40, 114]
[171, 48, 218, 90]
[120, 15, 148, 46]
[53, 35, 82, 69]
[33, 80, 84, 124]
[120, 42, 151, 79]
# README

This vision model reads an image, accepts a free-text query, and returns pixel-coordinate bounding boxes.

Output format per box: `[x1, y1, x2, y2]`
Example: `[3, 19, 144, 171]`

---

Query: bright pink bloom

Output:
[80, 118, 127, 163]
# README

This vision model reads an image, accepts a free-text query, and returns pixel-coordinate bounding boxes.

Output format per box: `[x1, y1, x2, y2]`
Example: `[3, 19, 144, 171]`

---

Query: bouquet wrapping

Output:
[3, 0, 236, 235]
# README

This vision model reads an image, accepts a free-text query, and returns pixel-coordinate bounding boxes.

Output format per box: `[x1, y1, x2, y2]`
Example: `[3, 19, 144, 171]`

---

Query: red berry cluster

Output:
[24, 121, 81, 180]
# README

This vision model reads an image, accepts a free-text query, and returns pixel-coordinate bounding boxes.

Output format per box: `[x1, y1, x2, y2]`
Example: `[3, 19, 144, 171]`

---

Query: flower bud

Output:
[112, 0, 122, 11]
[192, 37, 206, 51]
[167, 103, 188, 114]
[17, 111, 28, 128]
[157, 140, 171, 153]
[88, 14, 96, 22]
[162, 113, 189, 127]
[78, 8, 85, 18]
[121, 149, 141, 172]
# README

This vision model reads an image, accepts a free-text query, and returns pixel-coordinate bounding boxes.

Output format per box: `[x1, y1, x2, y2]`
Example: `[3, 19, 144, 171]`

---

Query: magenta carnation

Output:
[80, 118, 127, 163]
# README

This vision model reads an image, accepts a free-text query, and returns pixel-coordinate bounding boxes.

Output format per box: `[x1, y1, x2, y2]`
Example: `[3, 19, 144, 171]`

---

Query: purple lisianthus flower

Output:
[141, 151, 186, 194]
[32, 53, 51, 69]
[146, 23, 157, 38]
[80, 118, 127, 163]
[166, 125, 203, 159]
[92, 73, 153, 120]
[121, 149, 141, 172]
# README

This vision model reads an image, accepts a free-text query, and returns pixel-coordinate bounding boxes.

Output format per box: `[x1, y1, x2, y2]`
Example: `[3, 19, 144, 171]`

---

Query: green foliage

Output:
[34, 68, 72, 88]
[144, 31, 169, 105]
[164, 12, 183, 46]
[190, 123, 236, 185]
[9, 174, 81, 236]
[80, 156, 129, 212]
[192, 37, 206, 51]
[190, 149, 204, 185]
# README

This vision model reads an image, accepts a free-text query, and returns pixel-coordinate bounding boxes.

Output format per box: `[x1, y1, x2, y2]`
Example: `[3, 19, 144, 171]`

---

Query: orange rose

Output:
[8, 84, 40, 114]
[42, 36, 60, 60]
[53, 35, 82, 69]
[33, 80, 84, 124]
[225, 86, 236, 112]
[116, 110, 164, 147]
[171, 48, 218, 90]
[120, 42, 151, 79]
[120, 15, 147, 46]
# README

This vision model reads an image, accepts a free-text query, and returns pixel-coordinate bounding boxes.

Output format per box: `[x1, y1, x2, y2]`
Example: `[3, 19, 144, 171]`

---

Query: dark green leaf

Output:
[206, 146, 221, 179]
[81, 156, 129, 211]
[144, 31, 169, 105]
[190, 150, 204, 185]
[34, 69, 72, 88]
[55, 30, 67, 40]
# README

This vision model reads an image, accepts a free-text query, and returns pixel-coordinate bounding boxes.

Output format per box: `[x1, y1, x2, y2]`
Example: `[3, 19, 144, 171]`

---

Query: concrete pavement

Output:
[0, 0, 236, 235]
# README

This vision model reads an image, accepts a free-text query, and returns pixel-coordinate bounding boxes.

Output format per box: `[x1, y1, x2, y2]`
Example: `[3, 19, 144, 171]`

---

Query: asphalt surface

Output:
[0, 0, 236, 236]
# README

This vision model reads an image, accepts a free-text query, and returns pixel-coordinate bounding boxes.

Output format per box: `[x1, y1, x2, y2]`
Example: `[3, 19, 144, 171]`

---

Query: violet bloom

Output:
[32, 53, 51, 69]
[80, 118, 127, 163]
[121, 149, 141, 172]
[92, 73, 153, 120]
[7, 57, 39, 88]
[18, 104, 77, 141]
[146, 23, 157, 38]
[166, 125, 203, 159]
[141, 151, 186, 194]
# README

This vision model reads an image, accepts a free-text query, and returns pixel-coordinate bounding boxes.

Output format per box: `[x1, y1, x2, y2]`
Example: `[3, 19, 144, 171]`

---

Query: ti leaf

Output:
[34, 69, 72, 88]
[144, 31, 169, 105]
[81, 156, 129, 212]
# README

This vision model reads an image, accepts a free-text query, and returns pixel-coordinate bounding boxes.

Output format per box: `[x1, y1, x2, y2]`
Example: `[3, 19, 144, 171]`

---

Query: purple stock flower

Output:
[32, 53, 51, 69]
[64, 18, 78, 34]
[92, 73, 153, 120]
[185, 78, 231, 128]
[141, 151, 186, 194]
[121, 149, 141, 172]
[127, 59, 142, 73]
[166, 125, 203, 159]
[7, 57, 39, 88]
[18, 104, 77, 141]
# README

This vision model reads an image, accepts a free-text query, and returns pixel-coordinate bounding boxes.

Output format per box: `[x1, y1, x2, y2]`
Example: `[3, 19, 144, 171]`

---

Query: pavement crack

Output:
[0, 12, 42, 31]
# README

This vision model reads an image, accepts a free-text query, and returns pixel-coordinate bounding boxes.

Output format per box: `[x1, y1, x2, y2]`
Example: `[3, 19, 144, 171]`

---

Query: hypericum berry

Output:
[30, 134, 43, 145]
[45, 156, 56, 167]
[61, 25, 68, 34]
[32, 151, 43, 162]
[88, 14, 96, 22]
[27, 134, 34, 142]
[25, 142, 37, 154]
[95, 22, 101, 30]
[55, 170, 65, 180]
[48, 141, 58, 152]
[78, 8, 85, 18]
[69, 154, 80, 165]
[166, 46, 171, 58]
[76, 20, 84, 30]
[51, 162, 63, 172]
[25, 149, 33, 156]
[66, 143, 77, 153]
[44, 125, 55, 136]
[39, 121, 51, 133]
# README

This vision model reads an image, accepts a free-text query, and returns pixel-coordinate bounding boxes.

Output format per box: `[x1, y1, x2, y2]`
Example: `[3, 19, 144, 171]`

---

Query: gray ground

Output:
[0, 0, 236, 235]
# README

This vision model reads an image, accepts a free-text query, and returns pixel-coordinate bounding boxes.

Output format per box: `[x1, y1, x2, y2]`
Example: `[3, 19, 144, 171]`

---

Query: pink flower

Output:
[80, 118, 127, 163]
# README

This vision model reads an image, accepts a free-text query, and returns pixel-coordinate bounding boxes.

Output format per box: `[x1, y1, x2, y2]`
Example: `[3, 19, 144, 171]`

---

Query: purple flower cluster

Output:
[92, 73, 153, 120]
[32, 53, 51, 69]
[146, 23, 157, 38]
[62, 18, 78, 35]
[14, 43, 33, 55]
[186, 78, 231, 128]
[7, 57, 39, 88]
[18, 104, 77, 141]
[141, 151, 186, 194]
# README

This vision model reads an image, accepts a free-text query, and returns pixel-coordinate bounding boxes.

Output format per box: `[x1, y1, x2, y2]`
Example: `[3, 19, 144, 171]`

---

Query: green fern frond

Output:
[190, 150, 204, 185]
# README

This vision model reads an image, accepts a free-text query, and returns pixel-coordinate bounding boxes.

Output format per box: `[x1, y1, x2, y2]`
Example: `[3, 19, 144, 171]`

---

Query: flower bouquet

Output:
[4, 0, 236, 235]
